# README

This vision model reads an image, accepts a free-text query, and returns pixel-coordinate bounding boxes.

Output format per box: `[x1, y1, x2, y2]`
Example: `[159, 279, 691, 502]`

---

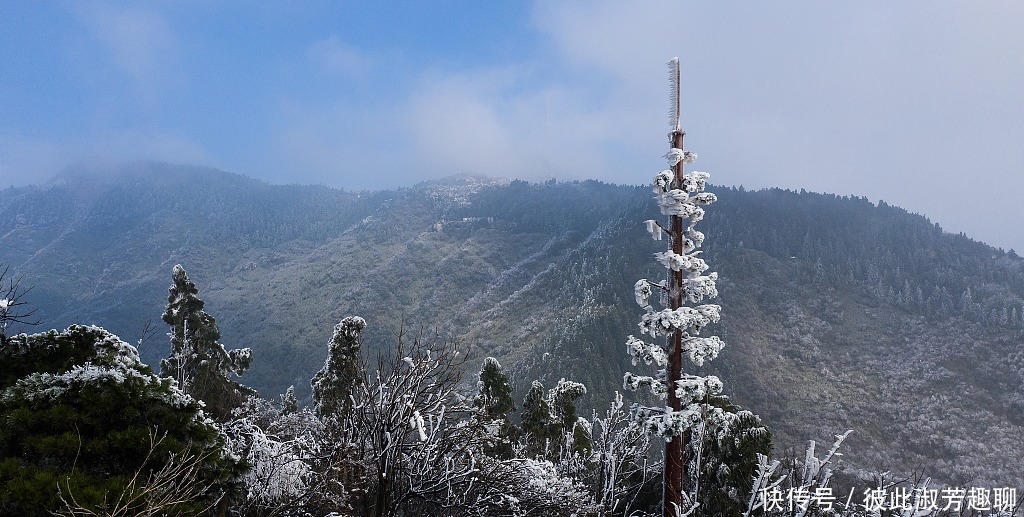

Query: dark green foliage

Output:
[685, 395, 772, 516]
[476, 356, 516, 418]
[161, 264, 253, 420]
[0, 325, 242, 516]
[474, 357, 518, 458]
[520, 378, 591, 457]
[520, 380, 552, 449]
[310, 316, 365, 420]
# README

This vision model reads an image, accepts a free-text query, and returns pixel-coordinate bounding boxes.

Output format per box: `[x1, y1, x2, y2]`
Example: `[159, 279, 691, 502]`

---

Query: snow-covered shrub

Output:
[0, 325, 242, 515]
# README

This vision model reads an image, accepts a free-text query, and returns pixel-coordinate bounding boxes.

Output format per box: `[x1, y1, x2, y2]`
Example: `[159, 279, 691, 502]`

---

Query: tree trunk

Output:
[663, 129, 687, 516]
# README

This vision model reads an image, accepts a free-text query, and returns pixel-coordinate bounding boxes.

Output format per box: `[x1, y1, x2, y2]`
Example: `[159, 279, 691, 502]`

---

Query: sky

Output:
[2, 1, 1023, 252]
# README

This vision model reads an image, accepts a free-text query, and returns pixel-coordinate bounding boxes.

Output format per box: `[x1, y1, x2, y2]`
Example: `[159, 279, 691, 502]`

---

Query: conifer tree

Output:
[160, 264, 252, 421]
[520, 378, 591, 458]
[475, 357, 515, 419]
[549, 378, 591, 454]
[310, 316, 365, 420]
[474, 357, 518, 458]
[685, 395, 771, 514]
[520, 380, 553, 453]
[280, 385, 298, 416]
[0, 325, 242, 515]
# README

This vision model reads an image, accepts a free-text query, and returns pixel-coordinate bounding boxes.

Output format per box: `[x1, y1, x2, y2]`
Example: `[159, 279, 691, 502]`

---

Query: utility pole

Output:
[664, 56, 686, 517]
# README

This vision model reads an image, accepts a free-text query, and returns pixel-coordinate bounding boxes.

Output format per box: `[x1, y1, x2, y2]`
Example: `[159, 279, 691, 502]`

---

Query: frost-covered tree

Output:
[474, 357, 518, 458]
[160, 264, 253, 421]
[520, 380, 556, 459]
[311, 315, 365, 421]
[624, 57, 758, 515]
[336, 327, 527, 516]
[0, 265, 39, 343]
[685, 395, 771, 514]
[519, 378, 591, 459]
[0, 325, 242, 516]
[743, 431, 852, 517]
[222, 395, 345, 515]
[589, 392, 661, 515]
[281, 385, 298, 415]
[306, 322, 595, 516]
[475, 357, 515, 420]
[549, 378, 591, 455]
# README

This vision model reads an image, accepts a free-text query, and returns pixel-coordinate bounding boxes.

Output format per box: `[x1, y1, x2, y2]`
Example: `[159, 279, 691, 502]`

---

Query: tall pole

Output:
[664, 58, 687, 517]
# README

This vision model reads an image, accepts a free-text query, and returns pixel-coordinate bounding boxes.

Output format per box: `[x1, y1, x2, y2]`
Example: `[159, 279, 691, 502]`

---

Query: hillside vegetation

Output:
[2, 162, 1022, 488]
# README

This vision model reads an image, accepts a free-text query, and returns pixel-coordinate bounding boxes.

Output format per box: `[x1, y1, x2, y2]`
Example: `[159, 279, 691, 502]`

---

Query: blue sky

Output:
[2, 1, 1023, 252]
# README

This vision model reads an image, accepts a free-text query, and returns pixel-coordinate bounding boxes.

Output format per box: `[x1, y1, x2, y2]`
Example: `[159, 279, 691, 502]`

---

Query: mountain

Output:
[2, 162, 1022, 488]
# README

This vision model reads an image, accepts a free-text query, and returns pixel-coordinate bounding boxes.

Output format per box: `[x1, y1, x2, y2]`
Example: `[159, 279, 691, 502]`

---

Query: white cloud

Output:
[0, 132, 67, 187]
[71, 3, 180, 103]
[0, 130, 212, 187]
[403, 65, 629, 183]
[308, 36, 369, 79]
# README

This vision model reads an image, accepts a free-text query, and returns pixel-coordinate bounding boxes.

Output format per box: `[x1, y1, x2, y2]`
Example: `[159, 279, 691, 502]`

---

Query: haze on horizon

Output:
[2, 1, 1022, 253]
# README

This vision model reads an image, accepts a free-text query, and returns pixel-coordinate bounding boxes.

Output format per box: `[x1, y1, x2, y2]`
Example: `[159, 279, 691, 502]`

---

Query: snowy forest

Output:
[3, 157, 1024, 514]
[0, 151, 868, 515]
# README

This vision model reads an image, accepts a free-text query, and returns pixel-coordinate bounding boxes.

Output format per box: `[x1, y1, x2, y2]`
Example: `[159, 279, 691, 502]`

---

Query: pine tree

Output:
[160, 264, 253, 421]
[280, 385, 298, 415]
[310, 316, 365, 420]
[0, 325, 242, 515]
[474, 357, 518, 458]
[549, 378, 591, 455]
[520, 380, 553, 454]
[475, 357, 515, 419]
[684, 395, 771, 514]
[520, 378, 591, 458]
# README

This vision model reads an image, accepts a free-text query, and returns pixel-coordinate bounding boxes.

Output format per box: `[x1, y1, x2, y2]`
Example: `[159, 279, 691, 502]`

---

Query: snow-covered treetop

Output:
[2, 324, 140, 364]
[1, 325, 197, 412]
[335, 316, 366, 340]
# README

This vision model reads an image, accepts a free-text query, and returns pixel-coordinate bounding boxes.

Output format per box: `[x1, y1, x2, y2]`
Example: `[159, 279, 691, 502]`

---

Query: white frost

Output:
[411, 410, 427, 441]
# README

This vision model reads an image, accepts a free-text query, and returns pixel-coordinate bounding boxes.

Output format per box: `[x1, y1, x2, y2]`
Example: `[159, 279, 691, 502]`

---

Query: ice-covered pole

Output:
[664, 56, 686, 517]
[626, 56, 724, 515]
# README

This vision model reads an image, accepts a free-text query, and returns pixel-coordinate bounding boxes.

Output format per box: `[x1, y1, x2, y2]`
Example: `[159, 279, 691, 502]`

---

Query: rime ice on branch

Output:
[625, 143, 723, 440]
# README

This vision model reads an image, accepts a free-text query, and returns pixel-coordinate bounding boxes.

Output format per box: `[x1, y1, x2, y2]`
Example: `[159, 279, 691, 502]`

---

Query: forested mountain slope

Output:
[2, 162, 1022, 487]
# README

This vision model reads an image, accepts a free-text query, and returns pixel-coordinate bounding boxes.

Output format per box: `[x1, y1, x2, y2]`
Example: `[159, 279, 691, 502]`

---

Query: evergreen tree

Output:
[520, 380, 552, 453]
[475, 357, 515, 419]
[548, 378, 591, 455]
[474, 357, 518, 458]
[684, 395, 771, 515]
[0, 325, 242, 516]
[280, 385, 298, 415]
[520, 378, 591, 458]
[310, 316, 365, 420]
[160, 264, 253, 421]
